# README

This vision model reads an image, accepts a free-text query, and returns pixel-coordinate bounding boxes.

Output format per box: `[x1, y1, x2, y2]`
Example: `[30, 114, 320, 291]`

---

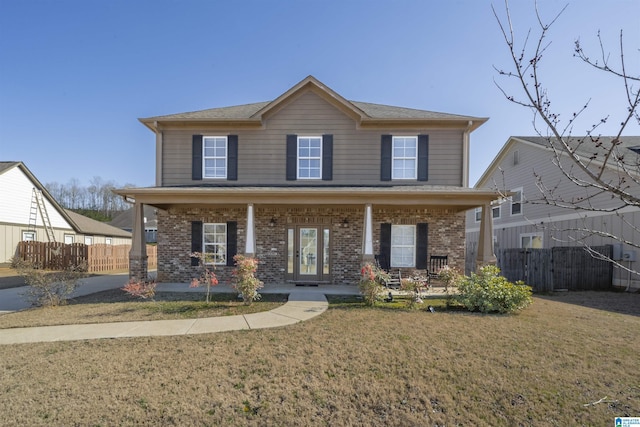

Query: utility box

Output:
[612, 243, 623, 261]
[622, 250, 636, 262]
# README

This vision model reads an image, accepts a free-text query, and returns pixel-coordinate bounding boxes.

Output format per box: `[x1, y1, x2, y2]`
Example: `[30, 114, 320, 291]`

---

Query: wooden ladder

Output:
[30, 188, 56, 242]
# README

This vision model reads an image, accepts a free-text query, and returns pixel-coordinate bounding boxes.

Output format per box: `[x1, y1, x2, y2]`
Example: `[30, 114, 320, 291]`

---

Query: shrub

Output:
[400, 278, 423, 308]
[15, 259, 87, 307]
[189, 252, 219, 303]
[232, 255, 263, 305]
[358, 263, 388, 306]
[455, 265, 533, 314]
[122, 277, 157, 300]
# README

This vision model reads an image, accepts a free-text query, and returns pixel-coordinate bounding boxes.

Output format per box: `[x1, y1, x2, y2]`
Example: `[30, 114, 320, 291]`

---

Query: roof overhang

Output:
[114, 186, 500, 212]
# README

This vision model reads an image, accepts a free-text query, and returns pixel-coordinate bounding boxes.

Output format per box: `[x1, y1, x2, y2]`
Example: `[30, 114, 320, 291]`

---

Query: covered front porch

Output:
[115, 186, 499, 285]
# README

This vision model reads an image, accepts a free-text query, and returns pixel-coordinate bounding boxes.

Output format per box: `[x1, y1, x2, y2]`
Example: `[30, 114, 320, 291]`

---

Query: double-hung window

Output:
[203, 136, 227, 179]
[203, 223, 227, 265]
[511, 188, 523, 215]
[390, 225, 416, 267]
[298, 136, 322, 179]
[392, 136, 417, 179]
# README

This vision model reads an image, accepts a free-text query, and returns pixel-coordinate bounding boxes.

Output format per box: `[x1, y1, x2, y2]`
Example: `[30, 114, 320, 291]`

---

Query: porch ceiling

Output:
[114, 186, 500, 212]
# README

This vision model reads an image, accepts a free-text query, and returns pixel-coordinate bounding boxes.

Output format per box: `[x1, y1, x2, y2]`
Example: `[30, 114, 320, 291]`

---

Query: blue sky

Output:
[1, 0, 638, 188]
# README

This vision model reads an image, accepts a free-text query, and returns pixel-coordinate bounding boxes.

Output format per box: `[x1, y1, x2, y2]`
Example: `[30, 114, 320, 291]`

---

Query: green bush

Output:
[455, 265, 532, 314]
[358, 263, 389, 306]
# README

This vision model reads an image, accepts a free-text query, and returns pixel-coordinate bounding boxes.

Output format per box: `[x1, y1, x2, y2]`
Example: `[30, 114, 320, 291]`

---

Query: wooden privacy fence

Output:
[17, 242, 157, 273]
[466, 244, 613, 291]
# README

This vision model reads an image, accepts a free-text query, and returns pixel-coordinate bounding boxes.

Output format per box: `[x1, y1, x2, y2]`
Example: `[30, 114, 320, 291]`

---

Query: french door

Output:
[288, 226, 330, 282]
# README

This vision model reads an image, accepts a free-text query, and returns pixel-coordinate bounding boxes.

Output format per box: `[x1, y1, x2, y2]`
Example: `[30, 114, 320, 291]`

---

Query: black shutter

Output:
[380, 135, 392, 181]
[416, 223, 428, 269]
[227, 135, 238, 181]
[379, 223, 391, 270]
[226, 221, 237, 266]
[191, 221, 203, 266]
[322, 134, 333, 181]
[286, 134, 297, 181]
[418, 134, 429, 181]
[192, 135, 203, 181]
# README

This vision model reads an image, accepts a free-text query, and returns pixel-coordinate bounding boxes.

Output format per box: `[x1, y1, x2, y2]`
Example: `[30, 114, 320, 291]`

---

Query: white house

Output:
[0, 161, 131, 266]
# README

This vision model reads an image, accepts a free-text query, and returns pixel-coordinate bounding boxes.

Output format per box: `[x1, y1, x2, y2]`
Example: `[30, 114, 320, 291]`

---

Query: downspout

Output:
[155, 121, 163, 187]
[462, 120, 473, 188]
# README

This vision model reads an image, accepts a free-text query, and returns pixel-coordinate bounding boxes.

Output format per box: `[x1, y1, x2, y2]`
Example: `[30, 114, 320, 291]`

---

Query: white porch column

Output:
[245, 203, 255, 257]
[476, 203, 497, 269]
[362, 204, 375, 263]
[129, 201, 148, 280]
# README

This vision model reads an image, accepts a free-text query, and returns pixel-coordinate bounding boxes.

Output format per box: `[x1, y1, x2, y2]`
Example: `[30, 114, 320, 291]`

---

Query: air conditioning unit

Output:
[622, 250, 636, 262]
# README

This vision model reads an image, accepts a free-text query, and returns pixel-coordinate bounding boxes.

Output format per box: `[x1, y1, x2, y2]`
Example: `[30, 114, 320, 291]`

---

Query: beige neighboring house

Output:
[466, 136, 640, 290]
[115, 76, 500, 285]
[0, 161, 132, 266]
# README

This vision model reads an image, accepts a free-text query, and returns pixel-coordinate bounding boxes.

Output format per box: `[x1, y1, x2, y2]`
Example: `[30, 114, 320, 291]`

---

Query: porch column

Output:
[245, 203, 255, 257]
[476, 203, 497, 269]
[129, 201, 148, 280]
[362, 204, 375, 263]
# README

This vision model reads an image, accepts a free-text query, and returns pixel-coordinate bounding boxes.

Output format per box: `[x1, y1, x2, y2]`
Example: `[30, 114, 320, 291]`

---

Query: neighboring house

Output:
[109, 205, 158, 243]
[466, 136, 640, 289]
[0, 161, 132, 266]
[115, 76, 499, 285]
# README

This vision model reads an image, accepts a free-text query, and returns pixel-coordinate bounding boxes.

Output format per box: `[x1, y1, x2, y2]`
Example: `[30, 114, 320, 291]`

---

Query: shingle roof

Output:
[0, 161, 20, 174]
[65, 210, 132, 238]
[109, 205, 158, 230]
[515, 135, 640, 159]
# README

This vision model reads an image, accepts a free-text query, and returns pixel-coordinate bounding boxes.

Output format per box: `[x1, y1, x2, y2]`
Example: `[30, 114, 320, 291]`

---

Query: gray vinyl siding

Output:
[161, 90, 464, 186]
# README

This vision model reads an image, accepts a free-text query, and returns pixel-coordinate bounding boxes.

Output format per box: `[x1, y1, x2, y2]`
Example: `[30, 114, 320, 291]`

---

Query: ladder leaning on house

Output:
[29, 187, 56, 242]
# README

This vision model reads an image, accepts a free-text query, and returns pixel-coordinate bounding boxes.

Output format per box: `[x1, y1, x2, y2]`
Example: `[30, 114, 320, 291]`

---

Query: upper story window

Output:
[392, 136, 417, 179]
[474, 205, 501, 222]
[298, 136, 322, 179]
[203, 136, 228, 179]
[511, 188, 523, 216]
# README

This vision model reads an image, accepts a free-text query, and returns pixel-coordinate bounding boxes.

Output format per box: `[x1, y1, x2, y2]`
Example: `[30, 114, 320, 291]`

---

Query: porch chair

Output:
[428, 255, 449, 283]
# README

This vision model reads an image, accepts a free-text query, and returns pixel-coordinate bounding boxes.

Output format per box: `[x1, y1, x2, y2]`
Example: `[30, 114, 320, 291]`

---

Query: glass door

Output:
[288, 226, 330, 282]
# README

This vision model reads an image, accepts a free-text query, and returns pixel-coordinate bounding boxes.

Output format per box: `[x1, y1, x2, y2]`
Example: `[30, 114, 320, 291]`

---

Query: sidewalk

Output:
[0, 274, 360, 345]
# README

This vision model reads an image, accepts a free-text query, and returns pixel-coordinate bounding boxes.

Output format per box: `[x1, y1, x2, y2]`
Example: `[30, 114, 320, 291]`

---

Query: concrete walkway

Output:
[0, 274, 360, 345]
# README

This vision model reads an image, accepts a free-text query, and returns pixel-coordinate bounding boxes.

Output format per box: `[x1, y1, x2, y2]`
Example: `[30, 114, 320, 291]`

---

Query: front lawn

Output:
[0, 291, 638, 426]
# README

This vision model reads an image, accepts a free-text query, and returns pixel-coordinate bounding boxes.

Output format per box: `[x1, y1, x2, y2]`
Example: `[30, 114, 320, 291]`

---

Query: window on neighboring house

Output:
[297, 136, 322, 179]
[203, 223, 227, 265]
[105, 237, 112, 245]
[390, 225, 416, 267]
[64, 234, 74, 244]
[22, 231, 36, 241]
[521, 233, 543, 249]
[513, 150, 520, 165]
[392, 136, 417, 179]
[474, 206, 500, 222]
[203, 136, 227, 179]
[511, 188, 523, 215]
[492, 205, 501, 219]
[84, 236, 94, 245]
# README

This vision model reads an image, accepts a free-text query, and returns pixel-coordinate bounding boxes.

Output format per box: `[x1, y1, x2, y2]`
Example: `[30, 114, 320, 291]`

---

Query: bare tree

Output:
[492, 1, 640, 276]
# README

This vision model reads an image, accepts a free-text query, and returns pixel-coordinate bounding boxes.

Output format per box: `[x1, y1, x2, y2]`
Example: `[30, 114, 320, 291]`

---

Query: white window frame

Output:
[84, 236, 94, 245]
[511, 187, 523, 216]
[64, 234, 74, 244]
[22, 231, 36, 241]
[203, 136, 228, 179]
[474, 208, 482, 222]
[520, 232, 543, 249]
[203, 223, 227, 265]
[105, 237, 112, 245]
[297, 136, 322, 179]
[390, 224, 416, 268]
[392, 136, 418, 180]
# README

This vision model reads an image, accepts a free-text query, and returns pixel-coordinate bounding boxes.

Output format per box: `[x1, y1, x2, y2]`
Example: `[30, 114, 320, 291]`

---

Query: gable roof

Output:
[475, 135, 640, 187]
[139, 75, 488, 132]
[109, 205, 158, 230]
[0, 161, 131, 239]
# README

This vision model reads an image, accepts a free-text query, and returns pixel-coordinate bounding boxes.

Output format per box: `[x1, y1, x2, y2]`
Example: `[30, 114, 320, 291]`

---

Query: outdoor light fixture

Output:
[342, 218, 349, 227]
[269, 217, 277, 227]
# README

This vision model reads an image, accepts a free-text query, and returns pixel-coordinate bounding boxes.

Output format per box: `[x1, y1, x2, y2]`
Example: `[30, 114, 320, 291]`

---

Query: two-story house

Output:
[466, 136, 640, 290]
[116, 76, 499, 285]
